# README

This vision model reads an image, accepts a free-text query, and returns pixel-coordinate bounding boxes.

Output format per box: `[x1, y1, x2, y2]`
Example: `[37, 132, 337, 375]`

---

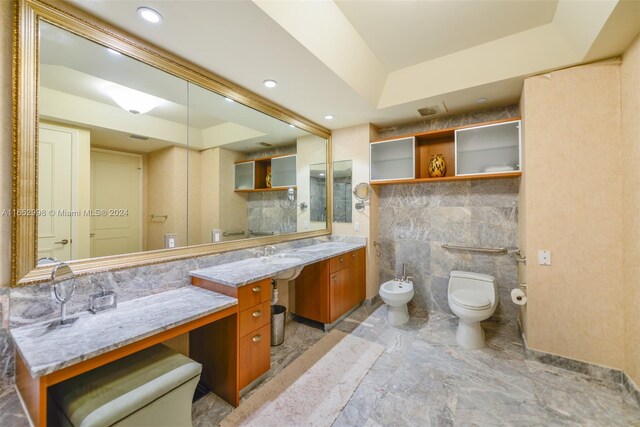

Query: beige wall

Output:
[198, 147, 247, 244]
[520, 62, 625, 370]
[147, 146, 190, 250]
[331, 123, 380, 300]
[1, 0, 12, 288]
[621, 35, 640, 386]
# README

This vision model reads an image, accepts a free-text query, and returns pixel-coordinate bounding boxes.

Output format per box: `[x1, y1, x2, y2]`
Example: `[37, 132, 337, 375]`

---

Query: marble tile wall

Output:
[376, 104, 519, 139]
[247, 191, 297, 235]
[378, 179, 520, 326]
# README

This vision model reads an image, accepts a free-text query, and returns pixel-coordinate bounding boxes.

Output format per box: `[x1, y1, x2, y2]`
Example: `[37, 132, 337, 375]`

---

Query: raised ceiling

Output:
[334, 0, 559, 71]
[70, 0, 640, 130]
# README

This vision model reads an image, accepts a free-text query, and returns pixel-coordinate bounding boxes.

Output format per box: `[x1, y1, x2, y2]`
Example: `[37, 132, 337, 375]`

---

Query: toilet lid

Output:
[450, 289, 491, 310]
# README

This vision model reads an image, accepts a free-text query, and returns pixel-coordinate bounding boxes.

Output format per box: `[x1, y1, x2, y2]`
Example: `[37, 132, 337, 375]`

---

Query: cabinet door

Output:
[329, 267, 351, 323]
[351, 248, 366, 305]
[370, 137, 415, 182]
[239, 323, 271, 390]
[235, 162, 255, 190]
[294, 260, 330, 323]
[455, 120, 521, 176]
[271, 155, 297, 188]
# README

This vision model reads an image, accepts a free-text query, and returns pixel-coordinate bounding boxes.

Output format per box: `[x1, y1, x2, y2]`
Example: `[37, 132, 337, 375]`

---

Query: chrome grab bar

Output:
[441, 243, 508, 254]
[249, 230, 275, 236]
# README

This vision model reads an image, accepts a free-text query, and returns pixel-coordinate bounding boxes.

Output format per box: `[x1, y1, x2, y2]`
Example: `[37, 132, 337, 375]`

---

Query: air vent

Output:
[257, 142, 273, 147]
[129, 134, 149, 140]
[417, 102, 448, 117]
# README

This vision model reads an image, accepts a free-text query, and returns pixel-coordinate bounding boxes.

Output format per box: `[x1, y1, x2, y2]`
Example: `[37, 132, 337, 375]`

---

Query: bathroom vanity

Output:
[189, 241, 367, 393]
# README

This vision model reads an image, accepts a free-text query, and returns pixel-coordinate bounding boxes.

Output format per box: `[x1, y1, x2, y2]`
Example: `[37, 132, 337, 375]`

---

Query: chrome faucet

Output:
[264, 245, 276, 257]
[394, 263, 414, 283]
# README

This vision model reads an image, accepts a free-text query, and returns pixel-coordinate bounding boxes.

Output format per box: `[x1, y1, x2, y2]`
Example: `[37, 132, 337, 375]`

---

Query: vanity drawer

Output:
[239, 300, 270, 337]
[239, 323, 271, 389]
[330, 252, 351, 273]
[238, 279, 271, 311]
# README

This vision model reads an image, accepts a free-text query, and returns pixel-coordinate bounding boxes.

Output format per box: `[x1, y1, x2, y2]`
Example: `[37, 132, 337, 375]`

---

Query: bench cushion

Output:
[49, 344, 202, 427]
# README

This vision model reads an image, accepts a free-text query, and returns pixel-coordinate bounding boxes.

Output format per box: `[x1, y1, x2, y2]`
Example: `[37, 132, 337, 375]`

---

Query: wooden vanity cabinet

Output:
[295, 248, 366, 326]
[191, 277, 271, 393]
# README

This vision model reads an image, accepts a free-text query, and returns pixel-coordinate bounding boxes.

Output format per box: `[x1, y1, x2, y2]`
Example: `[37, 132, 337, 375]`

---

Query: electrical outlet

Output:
[538, 250, 551, 265]
[164, 234, 178, 249]
[354, 222, 360, 232]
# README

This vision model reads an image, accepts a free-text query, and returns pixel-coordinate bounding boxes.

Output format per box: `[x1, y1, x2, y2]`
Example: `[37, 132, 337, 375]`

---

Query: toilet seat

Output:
[450, 289, 491, 310]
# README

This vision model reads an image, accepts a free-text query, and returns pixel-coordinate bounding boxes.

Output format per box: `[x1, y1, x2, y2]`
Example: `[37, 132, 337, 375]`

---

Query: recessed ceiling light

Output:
[477, 97, 488, 103]
[263, 79, 277, 88]
[137, 7, 163, 24]
[106, 48, 121, 56]
[224, 97, 234, 103]
[324, 115, 334, 120]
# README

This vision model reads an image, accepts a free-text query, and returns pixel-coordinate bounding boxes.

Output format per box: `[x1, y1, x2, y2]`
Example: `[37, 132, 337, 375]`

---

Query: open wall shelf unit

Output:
[370, 118, 521, 185]
[234, 155, 297, 193]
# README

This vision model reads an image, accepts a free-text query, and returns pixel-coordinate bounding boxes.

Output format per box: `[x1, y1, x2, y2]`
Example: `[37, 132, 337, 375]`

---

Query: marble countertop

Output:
[10, 286, 237, 378]
[190, 241, 366, 287]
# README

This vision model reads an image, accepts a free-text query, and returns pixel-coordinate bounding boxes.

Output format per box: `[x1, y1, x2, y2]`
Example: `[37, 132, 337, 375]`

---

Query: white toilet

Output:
[447, 271, 498, 349]
[379, 280, 414, 326]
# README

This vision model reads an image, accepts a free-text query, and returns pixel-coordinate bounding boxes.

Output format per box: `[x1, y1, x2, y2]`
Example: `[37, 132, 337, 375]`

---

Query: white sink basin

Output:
[273, 266, 304, 281]
[258, 256, 304, 280]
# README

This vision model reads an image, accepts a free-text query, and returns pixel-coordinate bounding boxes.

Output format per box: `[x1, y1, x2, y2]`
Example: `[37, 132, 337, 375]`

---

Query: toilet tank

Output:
[448, 271, 497, 302]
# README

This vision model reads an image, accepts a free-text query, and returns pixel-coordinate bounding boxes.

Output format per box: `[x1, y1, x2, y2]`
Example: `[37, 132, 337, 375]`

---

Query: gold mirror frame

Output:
[12, 0, 333, 287]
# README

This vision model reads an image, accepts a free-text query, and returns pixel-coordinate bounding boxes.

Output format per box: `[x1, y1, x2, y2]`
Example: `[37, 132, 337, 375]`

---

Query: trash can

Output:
[271, 305, 286, 346]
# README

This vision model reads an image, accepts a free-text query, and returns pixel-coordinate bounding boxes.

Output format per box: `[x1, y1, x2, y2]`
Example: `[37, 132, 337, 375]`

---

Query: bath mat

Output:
[220, 330, 384, 427]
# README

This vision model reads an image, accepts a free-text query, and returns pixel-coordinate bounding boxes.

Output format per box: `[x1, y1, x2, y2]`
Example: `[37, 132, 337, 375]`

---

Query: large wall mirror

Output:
[13, 0, 331, 285]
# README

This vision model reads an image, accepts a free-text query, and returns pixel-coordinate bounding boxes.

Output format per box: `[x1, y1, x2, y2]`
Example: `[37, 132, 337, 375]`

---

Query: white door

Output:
[90, 149, 142, 257]
[38, 125, 73, 261]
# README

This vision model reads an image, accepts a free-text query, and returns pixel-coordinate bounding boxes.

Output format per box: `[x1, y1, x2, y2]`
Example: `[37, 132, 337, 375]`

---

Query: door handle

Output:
[54, 239, 69, 245]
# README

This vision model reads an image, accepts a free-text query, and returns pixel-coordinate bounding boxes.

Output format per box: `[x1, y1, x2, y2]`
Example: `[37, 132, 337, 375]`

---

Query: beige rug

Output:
[221, 330, 384, 427]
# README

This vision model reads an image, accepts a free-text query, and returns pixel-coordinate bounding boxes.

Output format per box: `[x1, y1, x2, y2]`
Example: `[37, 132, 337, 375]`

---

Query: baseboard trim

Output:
[517, 320, 640, 406]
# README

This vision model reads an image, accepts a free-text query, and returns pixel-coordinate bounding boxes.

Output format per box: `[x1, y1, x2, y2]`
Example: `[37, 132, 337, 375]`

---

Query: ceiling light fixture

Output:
[106, 48, 122, 56]
[107, 84, 162, 114]
[324, 115, 334, 120]
[137, 7, 163, 24]
[477, 97, 488, 103]
[224, 97, 235, 103]
[263, 79, 277, 88]
[289, 124, 295, 128]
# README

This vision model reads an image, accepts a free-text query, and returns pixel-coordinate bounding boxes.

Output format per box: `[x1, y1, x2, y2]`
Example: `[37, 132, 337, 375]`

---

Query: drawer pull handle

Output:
[252, 334, 262, 342]
[252, 310, 262, 318]
[352, 253, 356, 258]
[332, 275, 337, 282]
[339, 257, 344, 262]
[252, 286, 261, 293]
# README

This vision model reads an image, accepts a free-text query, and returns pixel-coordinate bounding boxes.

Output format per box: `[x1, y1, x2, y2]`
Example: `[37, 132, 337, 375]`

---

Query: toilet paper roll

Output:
[511, 288, 527, 305]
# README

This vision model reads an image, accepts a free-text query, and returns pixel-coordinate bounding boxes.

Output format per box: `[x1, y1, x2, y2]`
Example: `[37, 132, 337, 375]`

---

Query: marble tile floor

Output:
[195, 304, 640, 427]
[1, 303, 638, 426]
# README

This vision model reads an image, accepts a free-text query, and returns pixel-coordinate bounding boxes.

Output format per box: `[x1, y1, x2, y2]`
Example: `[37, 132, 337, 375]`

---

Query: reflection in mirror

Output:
[333, 160, 353, 223]
[37, 21, 327, 264]
[310, 163, 327, 222]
